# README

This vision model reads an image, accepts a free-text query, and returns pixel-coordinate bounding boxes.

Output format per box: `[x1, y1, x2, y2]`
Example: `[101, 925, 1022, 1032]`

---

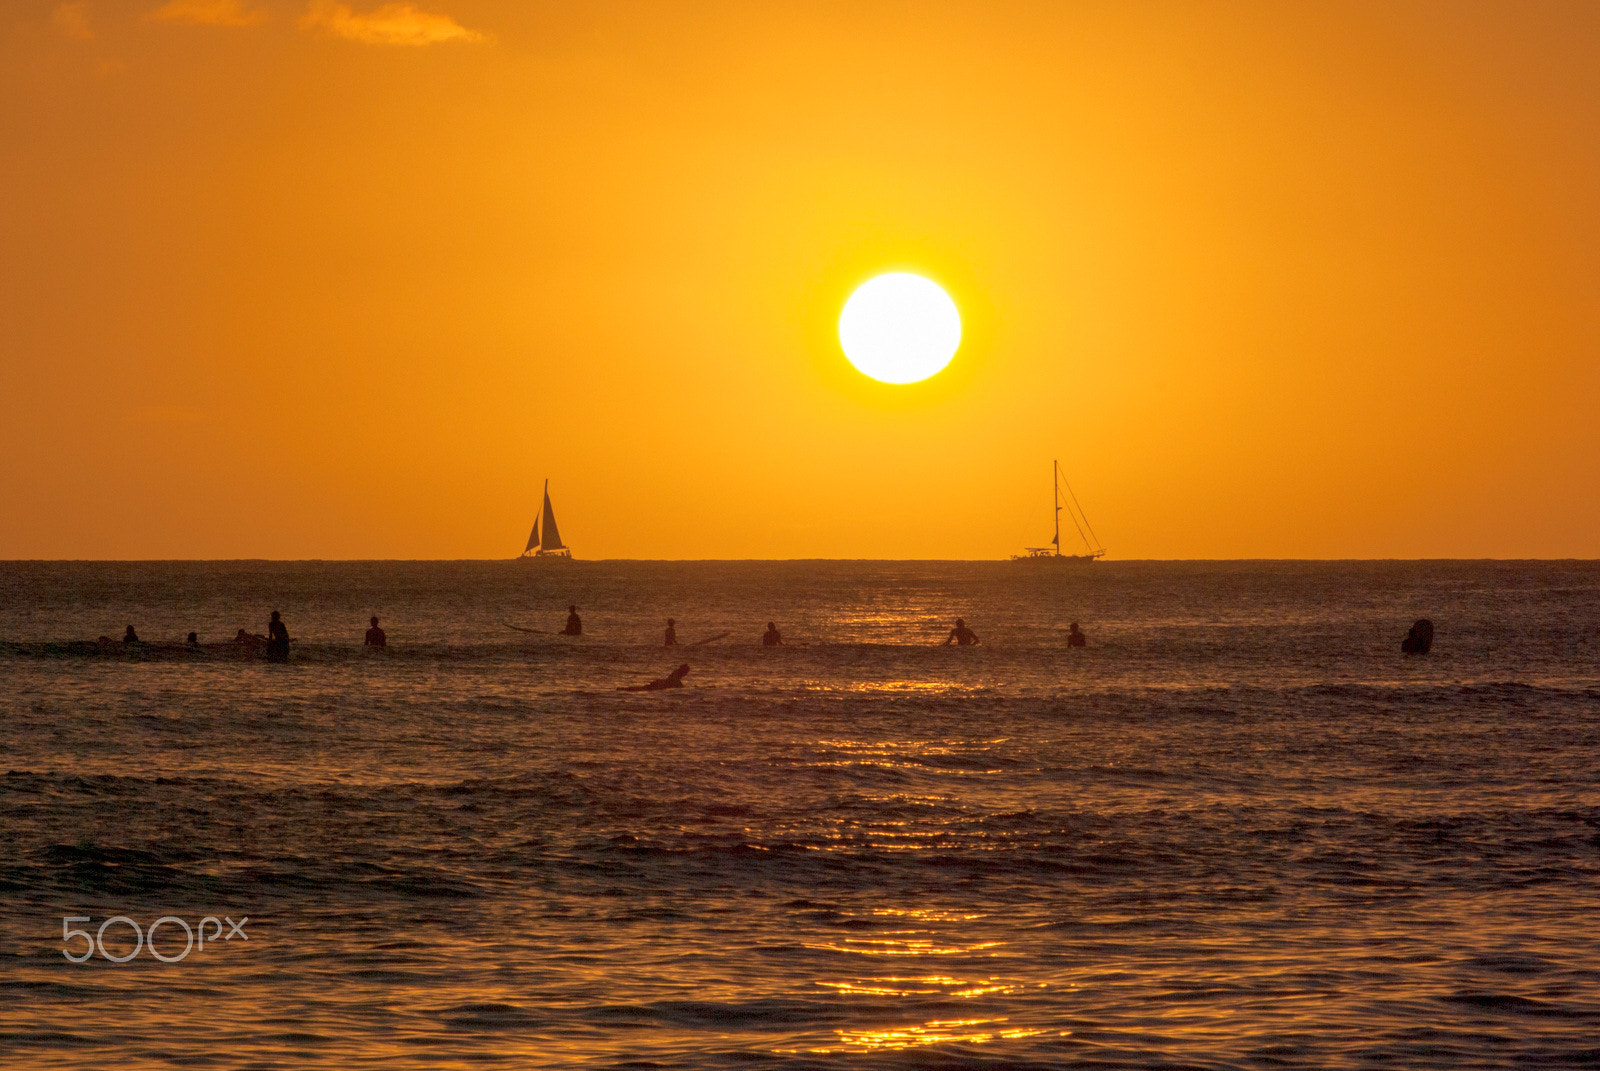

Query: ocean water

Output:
[1, 559, 1598, 1069]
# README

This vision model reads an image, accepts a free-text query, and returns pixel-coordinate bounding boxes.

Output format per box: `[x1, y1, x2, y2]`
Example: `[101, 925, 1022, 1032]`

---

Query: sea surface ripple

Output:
[1, 560, 1598, 1068]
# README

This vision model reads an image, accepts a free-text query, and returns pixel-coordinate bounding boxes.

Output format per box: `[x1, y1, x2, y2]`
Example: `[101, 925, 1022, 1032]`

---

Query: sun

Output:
[838, 273, 961, 384]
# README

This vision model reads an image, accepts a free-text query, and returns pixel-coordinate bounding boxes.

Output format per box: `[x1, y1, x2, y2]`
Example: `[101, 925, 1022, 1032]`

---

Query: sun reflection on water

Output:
[817, 1018, 1047, 1052]
[816, 976, 1027, 998]
[809, 937, 1005, 956]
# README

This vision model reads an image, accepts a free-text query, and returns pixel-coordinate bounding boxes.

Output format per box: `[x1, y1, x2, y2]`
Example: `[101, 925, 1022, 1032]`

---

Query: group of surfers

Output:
[106, 611, 1024, 692]
[98, 612, 1434, 683]
[110, 610, 1095, 659]
[113, 611, 294, 663]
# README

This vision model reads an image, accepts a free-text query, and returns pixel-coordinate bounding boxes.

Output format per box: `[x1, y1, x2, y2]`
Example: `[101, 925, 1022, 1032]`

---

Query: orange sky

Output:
[3, 0, 1597, 559]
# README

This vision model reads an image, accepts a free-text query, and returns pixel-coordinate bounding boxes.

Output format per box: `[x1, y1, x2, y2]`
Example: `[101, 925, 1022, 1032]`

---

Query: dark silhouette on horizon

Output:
[562, 605, 582, 636]
[1402, 619, 1434, 654]
[664, 618, 678, 647]
[123, 625, 139, 644]
[365, 616, 386, 648]
[762, 622, 782, 646]
[1068, 622, 1086, 647]
[267, 611, 290, 663]
[620, 663, 691, 691]
[944, 618, 979, 646]
[187, 631, 199, 646]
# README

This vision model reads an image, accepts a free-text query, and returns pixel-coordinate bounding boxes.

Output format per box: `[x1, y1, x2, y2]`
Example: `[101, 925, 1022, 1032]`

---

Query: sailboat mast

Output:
[1053, 459, 1062, 557]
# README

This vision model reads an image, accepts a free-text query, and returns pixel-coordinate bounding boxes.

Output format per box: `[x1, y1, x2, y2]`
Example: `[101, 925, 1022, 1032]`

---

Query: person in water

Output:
[266, 610, 290, 663]
[365, 616, 386, 648]
[943, 618, 979, 646]
[664, 618, 678, 647]
[1401, 618, 1434, 654]
[1068, 622, 1086, 647]
[562, 605, 582, 636]
[620, 664, 690, 691]
[762, 622, 782, 646]
[123, 625, 139, 644]
[187, 631, 199, 646]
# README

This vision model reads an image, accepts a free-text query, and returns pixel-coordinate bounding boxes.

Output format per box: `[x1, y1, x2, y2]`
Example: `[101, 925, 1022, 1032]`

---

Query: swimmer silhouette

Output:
[365, 616, 386, 648]
[762, 622, 782, 646]
[562, 605, 582, 636]
[664, 618, 678, 647]
[1401, 619, 1434, 655]
[187, 631, 199, 646]
[943, 618, 979, 646]
[266, 610, 290, 663]
[1068, 622, 1086, 648]
[620, 664, 690, 691]
[123, 625, 139, 644]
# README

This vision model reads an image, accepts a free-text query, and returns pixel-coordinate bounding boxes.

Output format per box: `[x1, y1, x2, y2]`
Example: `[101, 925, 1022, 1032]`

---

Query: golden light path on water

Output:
[783, 726, 1026, 1056]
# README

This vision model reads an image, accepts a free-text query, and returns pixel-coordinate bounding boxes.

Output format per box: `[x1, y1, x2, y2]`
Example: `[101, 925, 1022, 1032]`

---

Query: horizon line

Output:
[2, 556, 1597, 565]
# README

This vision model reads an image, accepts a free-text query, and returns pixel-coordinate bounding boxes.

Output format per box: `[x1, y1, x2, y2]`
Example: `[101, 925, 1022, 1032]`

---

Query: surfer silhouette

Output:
[123, 625, 139, 644]
[664, 618, 678, 647]
[620, 663, 690, 691]
[187, 631, 199, 646]
[943, 618, 979, 646]
[762, 622, 783, 646]
[1068, 622, 1086, 647]
[1401, 619, 1434, 654]
[266, 611, 289, 663]
[365, 616, 386, 648]
[562, 605, 582, 636]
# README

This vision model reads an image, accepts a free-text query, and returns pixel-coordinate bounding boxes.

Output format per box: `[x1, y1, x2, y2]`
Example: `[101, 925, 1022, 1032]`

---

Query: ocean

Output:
[1, 559, 1597, 1068]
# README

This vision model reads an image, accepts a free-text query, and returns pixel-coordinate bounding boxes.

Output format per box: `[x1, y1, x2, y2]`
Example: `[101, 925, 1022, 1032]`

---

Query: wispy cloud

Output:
[298, 1, 484, 46]
[147, 0, 270, 27]
[53, 1, 94, 39]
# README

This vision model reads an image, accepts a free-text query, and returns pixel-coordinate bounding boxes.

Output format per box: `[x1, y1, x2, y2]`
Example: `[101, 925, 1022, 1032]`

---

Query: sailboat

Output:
[1012, 460, 1105, 563]
[519, 479, 572, 559]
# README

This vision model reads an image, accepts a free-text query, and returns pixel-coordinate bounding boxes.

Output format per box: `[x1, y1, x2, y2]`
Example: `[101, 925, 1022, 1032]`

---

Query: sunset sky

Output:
[3, 0, 1597, 559]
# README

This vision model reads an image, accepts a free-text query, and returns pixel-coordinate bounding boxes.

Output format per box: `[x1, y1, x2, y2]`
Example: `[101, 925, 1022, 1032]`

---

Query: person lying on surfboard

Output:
[619, 664, 690, 691]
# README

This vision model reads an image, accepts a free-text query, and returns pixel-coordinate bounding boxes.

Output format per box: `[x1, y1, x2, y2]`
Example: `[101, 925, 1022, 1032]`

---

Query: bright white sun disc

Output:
[838, 273, 961, 384]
